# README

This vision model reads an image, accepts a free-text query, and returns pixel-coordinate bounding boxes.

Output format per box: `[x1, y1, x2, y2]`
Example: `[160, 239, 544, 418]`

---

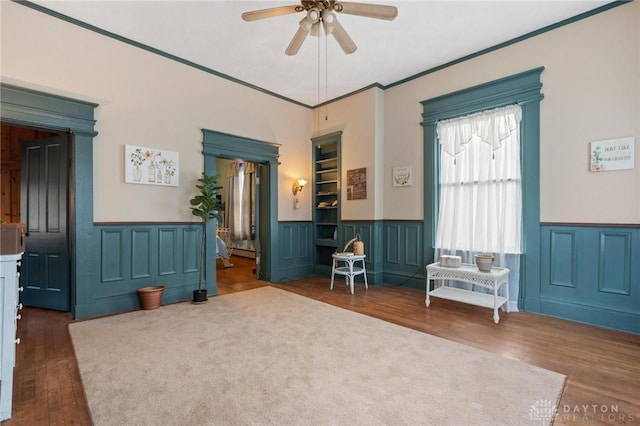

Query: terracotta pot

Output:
[137, 285, 165, 310]
[474, 254, 494, 272]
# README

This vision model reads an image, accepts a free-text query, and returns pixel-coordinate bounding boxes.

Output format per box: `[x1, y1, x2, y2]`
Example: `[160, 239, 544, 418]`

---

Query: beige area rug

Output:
[69, 287, 565, 425]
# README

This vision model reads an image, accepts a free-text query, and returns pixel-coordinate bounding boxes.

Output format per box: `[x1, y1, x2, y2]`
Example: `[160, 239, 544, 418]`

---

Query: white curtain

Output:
[435, 104, 522, 310]
[225, 162, 255, 241]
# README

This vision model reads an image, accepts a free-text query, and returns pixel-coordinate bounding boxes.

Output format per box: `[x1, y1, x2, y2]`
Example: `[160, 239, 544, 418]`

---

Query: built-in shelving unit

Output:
[312, 132, 342, 274]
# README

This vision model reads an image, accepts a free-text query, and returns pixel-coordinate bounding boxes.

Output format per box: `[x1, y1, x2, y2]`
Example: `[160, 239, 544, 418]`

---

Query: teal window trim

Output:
[420, 67, 544, 310]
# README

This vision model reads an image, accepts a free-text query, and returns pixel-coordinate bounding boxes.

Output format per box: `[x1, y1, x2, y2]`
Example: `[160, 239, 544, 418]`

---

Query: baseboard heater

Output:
[232, 248, 256, 259]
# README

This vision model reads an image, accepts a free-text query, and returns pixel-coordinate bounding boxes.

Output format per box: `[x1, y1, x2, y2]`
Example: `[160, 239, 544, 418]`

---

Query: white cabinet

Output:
[0, 253, 23, 421]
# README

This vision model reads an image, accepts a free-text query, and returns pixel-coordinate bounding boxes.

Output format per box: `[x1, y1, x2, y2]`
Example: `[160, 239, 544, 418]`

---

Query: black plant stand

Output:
[192, 289, 208, 304]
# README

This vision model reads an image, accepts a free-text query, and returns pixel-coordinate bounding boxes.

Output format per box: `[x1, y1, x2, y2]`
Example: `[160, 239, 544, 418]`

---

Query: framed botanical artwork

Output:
[393, 165, 412, 187]
[125, 144, 179, 186]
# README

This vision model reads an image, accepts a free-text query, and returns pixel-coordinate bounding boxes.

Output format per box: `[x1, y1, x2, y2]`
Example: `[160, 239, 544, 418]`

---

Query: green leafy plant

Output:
[190, 173, 223, 291]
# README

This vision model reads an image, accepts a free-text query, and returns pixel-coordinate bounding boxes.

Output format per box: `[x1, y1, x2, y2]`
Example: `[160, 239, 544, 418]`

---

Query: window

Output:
[420, 67, 544, 312]
[435, 104, 522, 255]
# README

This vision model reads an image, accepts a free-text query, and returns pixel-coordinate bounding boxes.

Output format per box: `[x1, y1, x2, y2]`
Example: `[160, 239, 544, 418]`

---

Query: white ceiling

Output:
[31, 0, 612, 107]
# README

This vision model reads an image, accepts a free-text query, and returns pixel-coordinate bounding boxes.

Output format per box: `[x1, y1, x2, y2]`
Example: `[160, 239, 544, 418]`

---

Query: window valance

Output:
[436, 104, 522, 158]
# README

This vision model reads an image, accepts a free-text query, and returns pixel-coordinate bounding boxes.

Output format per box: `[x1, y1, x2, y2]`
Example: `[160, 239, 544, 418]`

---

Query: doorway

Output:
[1, 83, 98, 319]
[213, 158, 259, 290]
[1, 124, 71, 311]
[202, 128, 280, 287]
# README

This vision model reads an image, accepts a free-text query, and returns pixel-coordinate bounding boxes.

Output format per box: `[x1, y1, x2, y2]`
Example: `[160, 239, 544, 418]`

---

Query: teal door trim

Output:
[420, 67, 544, 310]
[1, 83, 98, 318]
[201, 129, 280, 287]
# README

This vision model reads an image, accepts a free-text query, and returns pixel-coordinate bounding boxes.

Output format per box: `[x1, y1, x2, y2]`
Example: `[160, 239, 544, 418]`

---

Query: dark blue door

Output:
[20, 135, 70, 311]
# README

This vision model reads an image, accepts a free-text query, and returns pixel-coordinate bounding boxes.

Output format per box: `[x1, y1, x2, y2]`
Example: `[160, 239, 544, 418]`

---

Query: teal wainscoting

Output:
[380, 221, 426, 289]
[75, 223, 204, 318]
[538, 224, 640, 334]
[284, 220, 424, 287]
[341, 221, 424, 288]
[277, 221, 314, 281]
[341, 221, 384, 285]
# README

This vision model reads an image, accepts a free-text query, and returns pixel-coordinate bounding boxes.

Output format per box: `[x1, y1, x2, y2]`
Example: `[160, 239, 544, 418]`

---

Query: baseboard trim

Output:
[538, 297, 640, 335]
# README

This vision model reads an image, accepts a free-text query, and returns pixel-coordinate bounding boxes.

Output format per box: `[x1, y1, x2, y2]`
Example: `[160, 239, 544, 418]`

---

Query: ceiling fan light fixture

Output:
[321, 10, 336, 35]
[323, 10, 335, 24]
[243, 0, 398, 56]
[307, 7, 321, 23]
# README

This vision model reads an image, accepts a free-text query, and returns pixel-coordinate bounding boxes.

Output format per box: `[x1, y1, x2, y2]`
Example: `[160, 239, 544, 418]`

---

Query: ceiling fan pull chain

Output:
[317, 30, 321, 106]
[325, 32, 329, 121]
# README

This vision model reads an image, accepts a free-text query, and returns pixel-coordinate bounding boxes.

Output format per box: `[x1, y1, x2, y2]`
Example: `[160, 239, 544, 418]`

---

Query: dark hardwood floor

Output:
[6, 256, 640, 425]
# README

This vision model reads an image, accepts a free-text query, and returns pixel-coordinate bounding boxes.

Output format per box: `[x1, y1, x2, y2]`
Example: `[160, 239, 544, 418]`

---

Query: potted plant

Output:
[189, 172, 223, 303]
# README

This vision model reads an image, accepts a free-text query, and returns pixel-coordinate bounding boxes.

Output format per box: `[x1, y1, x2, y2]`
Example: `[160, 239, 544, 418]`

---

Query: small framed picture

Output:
[125, 144, 179, 186]
[392, 165, 412, 187]
[346, 167, 367, 200]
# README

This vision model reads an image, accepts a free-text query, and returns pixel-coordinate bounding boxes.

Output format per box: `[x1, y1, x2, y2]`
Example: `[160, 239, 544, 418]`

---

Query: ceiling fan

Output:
[241, 1, 398, 56]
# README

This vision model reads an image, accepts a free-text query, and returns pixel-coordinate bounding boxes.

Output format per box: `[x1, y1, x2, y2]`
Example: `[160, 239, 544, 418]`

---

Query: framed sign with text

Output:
[590, 137, 634, 172]
[392, 165, 413, 187]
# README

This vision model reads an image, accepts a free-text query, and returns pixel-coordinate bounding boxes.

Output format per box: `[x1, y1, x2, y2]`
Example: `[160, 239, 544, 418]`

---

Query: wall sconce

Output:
[292, 179, 307, 209]
[292, 179, 307, 196]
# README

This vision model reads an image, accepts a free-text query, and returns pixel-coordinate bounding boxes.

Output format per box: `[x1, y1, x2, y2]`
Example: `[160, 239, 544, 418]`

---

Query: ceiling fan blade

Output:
[334, 2, 398, 20]
[285, 18, 313, 56]
[242, 5, 300, 22]
[329, 17, 357, 55]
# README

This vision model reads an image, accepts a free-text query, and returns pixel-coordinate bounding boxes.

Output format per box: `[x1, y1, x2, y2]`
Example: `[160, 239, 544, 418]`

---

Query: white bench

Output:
[426, 262, 509, 323]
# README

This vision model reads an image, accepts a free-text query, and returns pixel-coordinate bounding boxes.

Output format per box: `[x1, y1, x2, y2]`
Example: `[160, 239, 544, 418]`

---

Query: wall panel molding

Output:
[131, 228, 151, 279]
[385, 224, 401, 264]
[381, 221, 424, 288]
[182, 227, 199, 274]
[277, 222, 313, 280]
[598, 231, 631, 296]
[101, 229, 124, 283]
[404, 224, 421, 267]
[280, 224, 295, 260]
[540, 224, 639, 335]
[77, 223, 203, 318]
[549, 230, 577, 288]
[159, 228, 178, 276]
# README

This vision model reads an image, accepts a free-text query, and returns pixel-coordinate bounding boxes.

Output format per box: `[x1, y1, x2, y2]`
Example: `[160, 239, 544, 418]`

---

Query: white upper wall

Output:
[1, 1, 312, 223]
[382, 1, 639, 223]
[2, 2, 638, 225]
[312, 88, 384, 220]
